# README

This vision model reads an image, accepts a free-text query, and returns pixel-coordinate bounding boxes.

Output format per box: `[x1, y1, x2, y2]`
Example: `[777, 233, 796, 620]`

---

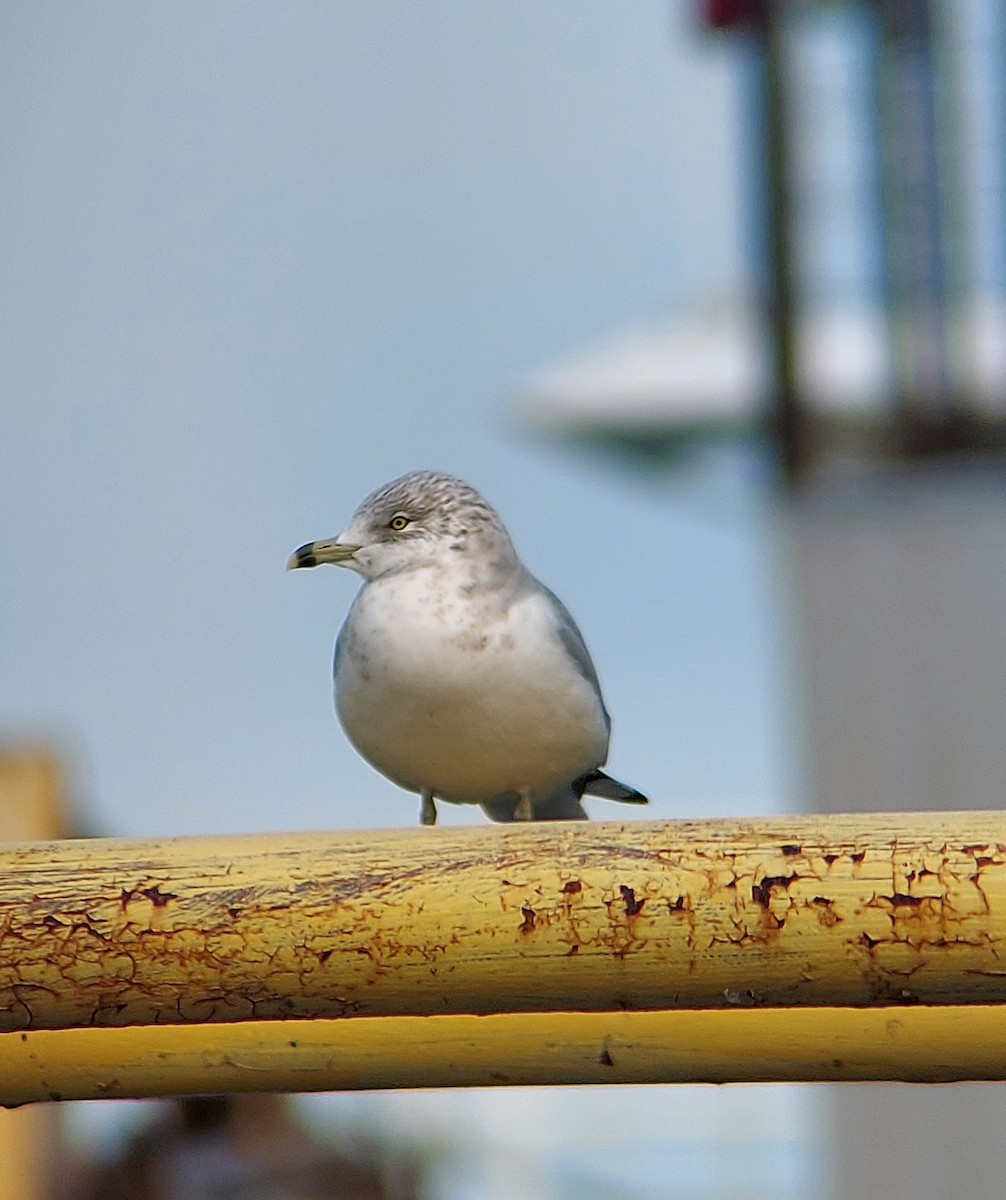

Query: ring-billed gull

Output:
[289, 470, 647, 825]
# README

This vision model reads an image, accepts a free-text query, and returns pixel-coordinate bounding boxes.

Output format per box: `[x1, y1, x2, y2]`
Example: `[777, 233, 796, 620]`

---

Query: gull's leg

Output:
[420, 791, 438, 826]
[513, 792, 533, 822]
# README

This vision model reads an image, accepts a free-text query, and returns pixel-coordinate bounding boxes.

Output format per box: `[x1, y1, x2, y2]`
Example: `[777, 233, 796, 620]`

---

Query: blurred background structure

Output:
[61, 1094, 422, 1200]
[524, 2, 1006, 1198]
[2, 1, 1005, 1197]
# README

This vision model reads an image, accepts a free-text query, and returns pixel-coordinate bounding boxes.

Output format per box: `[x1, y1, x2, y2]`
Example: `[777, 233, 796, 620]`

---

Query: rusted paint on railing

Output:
[1, 813, 1005, 1032]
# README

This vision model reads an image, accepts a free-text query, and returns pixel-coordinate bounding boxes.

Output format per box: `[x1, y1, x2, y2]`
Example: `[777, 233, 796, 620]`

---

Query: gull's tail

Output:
[576, 769, 649, 806]
[479, 771, 649, 822]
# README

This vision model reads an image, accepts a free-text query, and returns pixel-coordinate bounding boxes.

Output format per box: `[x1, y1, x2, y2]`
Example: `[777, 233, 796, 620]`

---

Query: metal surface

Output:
[3, 1004, 1006, 1106]
[2, 814, 1006, 1031]
[0, 753, 65, 1200]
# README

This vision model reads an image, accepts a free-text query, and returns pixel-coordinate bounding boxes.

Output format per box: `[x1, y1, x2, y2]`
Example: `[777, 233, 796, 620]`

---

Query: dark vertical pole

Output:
[864, 0, 898, 391]
[875, 0, 952, 417]
[759, 1, 806, 484]
[700, 0, 806, 482]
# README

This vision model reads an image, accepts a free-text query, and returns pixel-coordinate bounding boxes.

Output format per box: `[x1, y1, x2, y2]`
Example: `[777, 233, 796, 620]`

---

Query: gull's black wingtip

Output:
[575, 769, 649, 805]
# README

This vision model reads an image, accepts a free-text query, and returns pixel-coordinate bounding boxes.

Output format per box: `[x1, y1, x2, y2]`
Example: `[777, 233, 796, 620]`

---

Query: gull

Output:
[288, 470, 648, 825]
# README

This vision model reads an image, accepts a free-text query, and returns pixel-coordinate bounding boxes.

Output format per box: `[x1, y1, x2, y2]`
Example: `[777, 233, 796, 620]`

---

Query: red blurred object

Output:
[701, 0, 766, 30]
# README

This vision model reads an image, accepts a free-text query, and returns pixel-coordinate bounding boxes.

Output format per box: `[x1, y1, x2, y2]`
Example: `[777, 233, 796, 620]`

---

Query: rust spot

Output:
[886, 893, 924, 909]
[599, 1047, 614, 1067]
[963, 844, 990, 855]
[976, 856, 999, 869]
[811, 896, 842, 927]
[518, 907, 536, 934]
[566, 944, 580, 956]
[751, 874, 799, 908]
[620, 885, 645, 917]
[781, 844, 801, 857]
[68, 920, 110, 943]
[140, 885, 177, 908]
[561, 880, 582, 895]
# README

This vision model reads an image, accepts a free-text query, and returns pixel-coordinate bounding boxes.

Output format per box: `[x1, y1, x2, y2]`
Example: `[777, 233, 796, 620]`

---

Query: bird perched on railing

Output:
[289, 470, 647, 825]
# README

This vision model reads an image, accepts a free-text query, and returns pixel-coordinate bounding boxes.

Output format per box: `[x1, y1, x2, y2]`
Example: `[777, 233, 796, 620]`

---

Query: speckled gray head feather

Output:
[352, 470, 516, 549]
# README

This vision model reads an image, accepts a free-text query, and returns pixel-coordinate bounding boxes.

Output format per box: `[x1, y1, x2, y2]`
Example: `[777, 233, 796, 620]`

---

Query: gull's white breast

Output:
[334, 568, 609, 803]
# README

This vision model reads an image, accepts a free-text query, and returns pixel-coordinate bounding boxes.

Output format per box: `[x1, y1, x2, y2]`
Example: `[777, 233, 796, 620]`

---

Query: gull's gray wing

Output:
[538, 583, 611, 735]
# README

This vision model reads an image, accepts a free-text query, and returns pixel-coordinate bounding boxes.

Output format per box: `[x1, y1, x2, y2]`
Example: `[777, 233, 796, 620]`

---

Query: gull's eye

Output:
[388, 514, 411, 532]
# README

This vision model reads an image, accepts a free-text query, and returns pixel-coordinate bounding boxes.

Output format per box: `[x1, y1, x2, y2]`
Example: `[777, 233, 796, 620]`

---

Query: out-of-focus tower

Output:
[752, 4, 1006, 1197]
[759, 6, 1006, 1195]
[525, 1, 1006, 1196]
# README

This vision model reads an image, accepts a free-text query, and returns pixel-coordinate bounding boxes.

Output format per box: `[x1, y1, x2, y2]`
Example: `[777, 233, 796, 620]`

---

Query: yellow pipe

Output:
[0, 752, 67, 1200]
[2, 813, 1006, 1031]
[4, 1006, 1006, 1105]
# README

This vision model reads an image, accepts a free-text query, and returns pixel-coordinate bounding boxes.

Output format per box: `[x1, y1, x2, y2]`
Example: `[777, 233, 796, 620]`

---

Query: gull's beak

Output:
[287, 539, 361, 570]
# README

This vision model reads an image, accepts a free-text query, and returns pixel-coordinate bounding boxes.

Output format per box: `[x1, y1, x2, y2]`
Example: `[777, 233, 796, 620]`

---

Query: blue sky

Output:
[0, 6, 813, 1196]
[1, 2, 792, 838]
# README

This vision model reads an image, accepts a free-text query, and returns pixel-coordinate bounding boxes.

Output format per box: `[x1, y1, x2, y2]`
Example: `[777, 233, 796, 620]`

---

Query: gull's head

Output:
[287, 470, 518, 582]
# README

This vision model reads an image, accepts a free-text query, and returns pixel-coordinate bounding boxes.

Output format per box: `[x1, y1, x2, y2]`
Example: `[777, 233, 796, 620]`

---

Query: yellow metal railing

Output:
[2, 809, 1006, 1103]
[6, 1006, 1006, 1105]
[0, 753, 67, 1198]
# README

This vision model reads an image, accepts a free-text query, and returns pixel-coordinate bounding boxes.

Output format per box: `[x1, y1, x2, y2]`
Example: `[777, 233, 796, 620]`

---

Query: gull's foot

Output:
[513, 794, 533, 822]
[420, 793, 438, 826]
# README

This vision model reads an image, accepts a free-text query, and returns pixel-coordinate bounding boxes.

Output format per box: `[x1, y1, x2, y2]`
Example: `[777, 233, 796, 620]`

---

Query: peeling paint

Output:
[0, 817, 1005, 1030]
